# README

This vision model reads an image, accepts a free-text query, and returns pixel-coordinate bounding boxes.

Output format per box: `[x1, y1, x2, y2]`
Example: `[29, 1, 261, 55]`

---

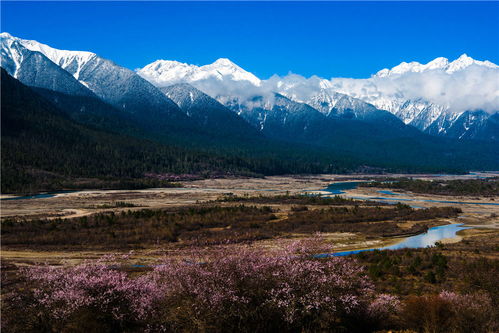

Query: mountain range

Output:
[137, 53, 499, 142]
[1, 32, 498, 192]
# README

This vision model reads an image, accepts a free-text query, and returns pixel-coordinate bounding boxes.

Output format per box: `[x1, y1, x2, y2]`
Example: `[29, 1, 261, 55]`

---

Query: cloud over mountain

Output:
[138, 54, 499, 115]
[331, 55, 499, 114]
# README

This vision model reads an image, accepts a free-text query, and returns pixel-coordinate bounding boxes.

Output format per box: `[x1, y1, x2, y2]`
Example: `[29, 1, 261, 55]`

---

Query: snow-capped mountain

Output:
[138, 58, 261, 87]
[427, 110, 498, 140]
[342, 93, 498, 141]
[306, 89, 405, 127]
[4, 32, 97, 84]
[138, 53, 498, 141]
[3, 31, 497, 142]
[160, 83, 260, 138]
[330, 54, 499, 140]
[138, 59, 407, 131]
[375, 54, 498, 77]
[221, 93, 329, 141]
[0, 33, 154, 133]
[1, 32, 95, 97]
[1, 33, 190, 131]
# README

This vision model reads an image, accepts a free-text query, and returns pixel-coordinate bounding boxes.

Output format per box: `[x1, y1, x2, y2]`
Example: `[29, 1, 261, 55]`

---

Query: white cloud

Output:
[138, 56, 499, 114]
[349, 64, 499, 113]
[272, 64, 499, 114]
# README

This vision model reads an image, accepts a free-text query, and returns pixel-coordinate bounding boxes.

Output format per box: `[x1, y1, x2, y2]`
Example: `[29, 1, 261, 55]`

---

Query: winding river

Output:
[324, 224, 469, 257]
[322, 181, 487, 254]
[0, 190, 77, 201]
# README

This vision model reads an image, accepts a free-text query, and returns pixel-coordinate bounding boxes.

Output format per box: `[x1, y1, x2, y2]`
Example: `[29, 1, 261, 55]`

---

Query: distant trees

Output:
[363, 178, 499, 196]
[215, 194, 381, 206]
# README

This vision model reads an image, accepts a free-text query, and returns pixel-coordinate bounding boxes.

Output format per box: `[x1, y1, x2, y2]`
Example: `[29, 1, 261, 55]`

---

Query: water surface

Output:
[323, 182, 499, 206]
[326, 224, 469, 257]
[1, 190, 76, 201]
[325, 181, 365, 194]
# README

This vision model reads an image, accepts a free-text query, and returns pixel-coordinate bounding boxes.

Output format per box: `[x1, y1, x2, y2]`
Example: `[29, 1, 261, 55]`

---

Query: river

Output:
[323, 224, 469, 257]
[321, 181, 480, 254]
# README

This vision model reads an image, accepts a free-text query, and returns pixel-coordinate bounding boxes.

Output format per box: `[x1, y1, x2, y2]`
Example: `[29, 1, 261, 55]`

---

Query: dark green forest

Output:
[0, 70, 352, 193]
[362, 178, 499, 196]
[2, 69, 499, 194]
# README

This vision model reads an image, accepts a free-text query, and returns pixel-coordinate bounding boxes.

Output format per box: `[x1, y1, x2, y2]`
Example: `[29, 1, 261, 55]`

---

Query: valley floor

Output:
[1, 173, 497, 265]
[2, 173, 498, 332]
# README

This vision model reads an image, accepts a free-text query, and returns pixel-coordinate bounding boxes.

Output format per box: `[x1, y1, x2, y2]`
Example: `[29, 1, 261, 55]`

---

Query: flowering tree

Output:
[6, 257, 164, 332]
[4, 239, 401, 332]
[151, 240, 388, 332]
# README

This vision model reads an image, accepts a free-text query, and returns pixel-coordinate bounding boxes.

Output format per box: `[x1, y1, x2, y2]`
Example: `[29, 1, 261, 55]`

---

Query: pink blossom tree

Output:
[5, 239, 402, 332]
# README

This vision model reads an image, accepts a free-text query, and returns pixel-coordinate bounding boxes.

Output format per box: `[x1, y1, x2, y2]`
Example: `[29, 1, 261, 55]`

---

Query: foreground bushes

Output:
[152, 244, 386, 332]
[3, 243, 496, 332]
[4, 242, 397, 333]
[401, 291, 497, 333]
[3, 256, 163, 332]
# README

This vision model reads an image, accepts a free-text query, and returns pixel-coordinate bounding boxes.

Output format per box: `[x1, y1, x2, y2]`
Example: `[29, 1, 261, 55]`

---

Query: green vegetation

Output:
[362, 177, 499, 196]
[280, 205, 460, 237]
[0, 206, 275, 249]
[355, 242, 499, 304]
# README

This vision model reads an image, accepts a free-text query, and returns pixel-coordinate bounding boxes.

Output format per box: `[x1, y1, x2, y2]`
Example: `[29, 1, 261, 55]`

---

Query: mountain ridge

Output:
[375, 53, 498, 77]
[137, 52, 498, 141]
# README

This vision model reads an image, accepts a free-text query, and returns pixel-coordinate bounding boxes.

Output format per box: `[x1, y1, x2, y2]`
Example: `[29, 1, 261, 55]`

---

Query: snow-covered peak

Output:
[196, 58, 261, 85]
[375, 54, 498, 77]
[1, 32, 97, 80]
[211, 58, 235, 66]
[448, 54, 473, 71]
[19, 38, 95, 67]
[447, 54, 498, 72]
[307, 90, 343, 115]
[137, 58, 261, 87]
[1, 32, 25, 76]
[139, 60, 199, 84]
[0, 32, 13, 39]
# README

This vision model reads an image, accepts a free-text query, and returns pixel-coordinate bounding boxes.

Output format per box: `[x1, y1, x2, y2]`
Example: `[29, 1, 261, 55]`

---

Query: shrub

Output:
[401, 291, 497, 333]
[3, 240, 401, 332]
[3, 256, 163, 332]
[368, 294, 401, 324]
[151, 240, 398, 332]
[290, 205, 308, 212]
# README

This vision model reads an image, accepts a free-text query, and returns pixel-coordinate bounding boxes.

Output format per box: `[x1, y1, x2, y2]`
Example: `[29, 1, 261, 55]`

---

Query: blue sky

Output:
[2, 1, 498, 79]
